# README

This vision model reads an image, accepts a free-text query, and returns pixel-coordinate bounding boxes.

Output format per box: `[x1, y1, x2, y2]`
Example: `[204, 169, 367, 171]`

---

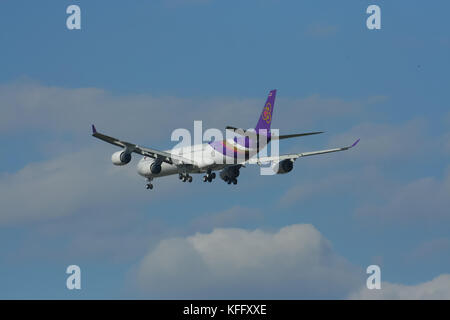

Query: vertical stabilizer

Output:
[255, 89, 276, 134]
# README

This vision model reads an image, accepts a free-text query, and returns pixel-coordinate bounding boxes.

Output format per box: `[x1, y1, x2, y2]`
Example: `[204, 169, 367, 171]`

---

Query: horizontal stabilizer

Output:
[226, 126, 248, 133]
[271, 131, 324, 140]
[225, 128, 324, 141]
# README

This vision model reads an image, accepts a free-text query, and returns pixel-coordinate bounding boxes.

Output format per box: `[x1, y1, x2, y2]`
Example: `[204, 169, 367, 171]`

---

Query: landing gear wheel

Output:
[146, 183, 153, 190]
[203, 170, 215, 183]
[179, 174, 183, 180]
[227, 180, 232, 185]
[232, 179, 237, 185]
[188, 176, 192, 183]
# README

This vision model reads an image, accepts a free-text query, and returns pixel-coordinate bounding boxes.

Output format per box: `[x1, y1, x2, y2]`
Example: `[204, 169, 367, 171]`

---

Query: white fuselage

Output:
[137, 143, 225, 178]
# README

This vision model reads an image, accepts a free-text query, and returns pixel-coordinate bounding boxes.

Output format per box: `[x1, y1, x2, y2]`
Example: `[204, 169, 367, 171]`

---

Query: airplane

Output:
[92, 89, 359, 190]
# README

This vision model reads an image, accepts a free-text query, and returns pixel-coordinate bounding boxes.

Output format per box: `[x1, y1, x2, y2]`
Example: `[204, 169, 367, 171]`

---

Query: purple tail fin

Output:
[255, 89, 276, 134]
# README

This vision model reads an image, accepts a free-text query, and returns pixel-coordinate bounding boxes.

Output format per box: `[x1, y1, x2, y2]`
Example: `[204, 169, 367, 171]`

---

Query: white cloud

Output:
[0, 80, 258, 141]
[278, 117, 450, 223]
[0, 146, 178, 225]
[355, 167, 450, 222]
[279, 166, 395, 206]
[327, 118, 432, 164]
[350, 274, 450, 299]
[280, 163, 450, 223]
[133, 224, 362, 298]
[0, 81, 379, 142]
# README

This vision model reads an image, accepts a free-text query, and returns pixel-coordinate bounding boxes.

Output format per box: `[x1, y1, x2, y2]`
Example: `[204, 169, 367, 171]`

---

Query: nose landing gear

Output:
[145, 178, 154, 190]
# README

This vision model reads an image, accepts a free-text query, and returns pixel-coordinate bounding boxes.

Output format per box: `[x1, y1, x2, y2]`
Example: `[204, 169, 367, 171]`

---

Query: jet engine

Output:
[271, 159, 294, 174]
[150, 161, 162, 174]
[111, 151, 132, 166]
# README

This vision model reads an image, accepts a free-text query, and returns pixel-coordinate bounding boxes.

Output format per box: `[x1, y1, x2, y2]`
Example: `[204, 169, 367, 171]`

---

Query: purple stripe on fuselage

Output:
[209, 135, 271, 159]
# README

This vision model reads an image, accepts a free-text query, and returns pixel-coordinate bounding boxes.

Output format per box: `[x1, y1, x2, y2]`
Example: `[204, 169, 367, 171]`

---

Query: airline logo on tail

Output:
[262, 103, 272, 124]
[255, 90, 276, 132]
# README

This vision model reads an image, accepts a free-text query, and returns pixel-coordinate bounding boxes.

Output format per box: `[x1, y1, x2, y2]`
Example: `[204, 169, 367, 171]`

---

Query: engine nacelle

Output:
[137, 158, 172, 177]
[220, 166, 240, 181]
[150, 162, 162, 174]
[271, 159, 294, 174]
[111, 151, 132, 166]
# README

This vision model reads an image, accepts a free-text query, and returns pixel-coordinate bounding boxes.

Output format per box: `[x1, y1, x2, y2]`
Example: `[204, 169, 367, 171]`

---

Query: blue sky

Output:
[0, 0, 450, 299]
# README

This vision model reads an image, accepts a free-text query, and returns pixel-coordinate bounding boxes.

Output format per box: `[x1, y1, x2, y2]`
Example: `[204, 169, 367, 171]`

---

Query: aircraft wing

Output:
[91, 125, 195, 165]
[246, 139, 360, 165]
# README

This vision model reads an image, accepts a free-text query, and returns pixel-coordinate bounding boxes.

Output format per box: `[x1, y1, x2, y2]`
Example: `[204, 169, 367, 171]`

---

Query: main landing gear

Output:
[179, 173, 193, 183]
[223, 176, 238, 185]
[203, 170, 216, 183]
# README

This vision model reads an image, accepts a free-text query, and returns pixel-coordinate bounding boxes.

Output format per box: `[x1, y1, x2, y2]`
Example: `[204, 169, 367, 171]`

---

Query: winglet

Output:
[92, 124, 97, 134]
[351, 138, 360, 148]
